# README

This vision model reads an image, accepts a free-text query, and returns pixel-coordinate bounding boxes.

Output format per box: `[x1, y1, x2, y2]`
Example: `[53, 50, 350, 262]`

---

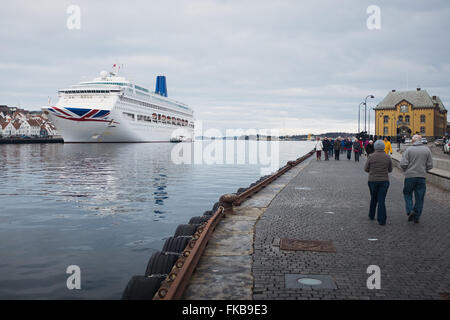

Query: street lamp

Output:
[368, 107, 375, 137]
[364, 95, 375, 132]
[358, 102, 365, 133]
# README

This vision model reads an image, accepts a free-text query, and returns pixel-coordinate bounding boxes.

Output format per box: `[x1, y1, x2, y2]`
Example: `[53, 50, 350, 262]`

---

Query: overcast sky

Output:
[1, 0, 449, 134]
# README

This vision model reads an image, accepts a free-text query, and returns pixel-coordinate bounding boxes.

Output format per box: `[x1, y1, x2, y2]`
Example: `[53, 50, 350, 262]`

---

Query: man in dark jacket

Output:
[364, 140, 393, 225]
[344, 138, 353, 160]
[322, 137, 331, 161]
[334, 137, 341, 160]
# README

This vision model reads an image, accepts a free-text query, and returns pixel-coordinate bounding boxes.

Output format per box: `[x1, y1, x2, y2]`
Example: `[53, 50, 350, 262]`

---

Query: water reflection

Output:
[0, 141, 314, 299]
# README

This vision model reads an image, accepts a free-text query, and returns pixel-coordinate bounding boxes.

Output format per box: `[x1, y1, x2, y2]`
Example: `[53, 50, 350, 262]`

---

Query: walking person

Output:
[364, 140, 393, 225]
[334, 137, 341, 160]
[353, 138, 361, 162]
[329, 138, 334, 158]
[384, 137, 393, 155]
[400, 134, 433, 223]
[323, 137, 330, 161]
[344, 138, 353, 160]
[314, 137, 323, 161]
[365, 140, 375, 155]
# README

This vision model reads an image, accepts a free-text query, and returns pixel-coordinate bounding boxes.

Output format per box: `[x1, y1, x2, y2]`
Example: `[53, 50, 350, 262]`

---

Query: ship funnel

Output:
[155, 76, 168, 97]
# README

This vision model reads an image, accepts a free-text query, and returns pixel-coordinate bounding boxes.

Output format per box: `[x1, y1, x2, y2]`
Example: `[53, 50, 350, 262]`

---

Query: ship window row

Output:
[120, 96, 192, 117]
[61, 90, 121, 94]
[125, 112, 194, 127]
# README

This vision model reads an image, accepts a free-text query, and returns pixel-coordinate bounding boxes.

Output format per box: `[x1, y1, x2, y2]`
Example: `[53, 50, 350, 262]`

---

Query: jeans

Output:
[324, 149, 329, 160]
[368, 181, 390, 224]
[334, 150, 340, 160]
[346, 150, 352, 160]
[354, 151, 360, 162]
[403, 177, 426, 220]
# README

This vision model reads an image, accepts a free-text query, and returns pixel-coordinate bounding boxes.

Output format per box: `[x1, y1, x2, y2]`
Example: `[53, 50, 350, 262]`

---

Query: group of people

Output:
[314, 136, 393, 162]
[313, 134, 433, 226]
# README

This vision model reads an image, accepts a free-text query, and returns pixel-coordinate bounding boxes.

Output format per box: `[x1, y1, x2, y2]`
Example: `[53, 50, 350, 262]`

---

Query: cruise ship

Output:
[42, 68, 194, 142]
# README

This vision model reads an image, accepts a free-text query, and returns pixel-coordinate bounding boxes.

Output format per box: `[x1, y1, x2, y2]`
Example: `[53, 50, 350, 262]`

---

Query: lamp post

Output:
[358, 102, 365, 133]
[368, 107, 375, 137]
[364, 95, 375, 133]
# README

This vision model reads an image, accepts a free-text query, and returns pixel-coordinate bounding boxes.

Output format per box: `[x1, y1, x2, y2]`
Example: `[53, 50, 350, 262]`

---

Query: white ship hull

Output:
[43, 71, 195, 143]
[45, 109, 194, 143]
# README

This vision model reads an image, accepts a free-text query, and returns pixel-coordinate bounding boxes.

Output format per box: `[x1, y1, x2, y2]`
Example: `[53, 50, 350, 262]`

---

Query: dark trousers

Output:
[403, 177, 426, 220]
[329, 148, 333, 156]
[368, 181, 390, 224]
[354, 151, 360, 162]
[346, 150, 351, 160]
[324, 149, 329, 160]
[334, 150, 340, 160]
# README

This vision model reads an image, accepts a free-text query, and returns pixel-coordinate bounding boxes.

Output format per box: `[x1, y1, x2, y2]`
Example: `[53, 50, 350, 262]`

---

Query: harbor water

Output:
[0, 140, 314, 299]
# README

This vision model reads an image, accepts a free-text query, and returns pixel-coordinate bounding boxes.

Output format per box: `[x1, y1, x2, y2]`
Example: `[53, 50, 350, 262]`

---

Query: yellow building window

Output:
[420, 115, 426, 123]
[420, 126, 425, 134]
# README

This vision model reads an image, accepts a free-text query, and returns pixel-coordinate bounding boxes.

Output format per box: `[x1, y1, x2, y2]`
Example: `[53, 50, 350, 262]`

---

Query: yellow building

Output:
[375, 88, 448, 139]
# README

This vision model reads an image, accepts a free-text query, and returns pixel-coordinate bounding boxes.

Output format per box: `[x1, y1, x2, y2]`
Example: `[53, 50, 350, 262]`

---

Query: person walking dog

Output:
[364, 140, 393, 225]
[400, 134, 433, 223]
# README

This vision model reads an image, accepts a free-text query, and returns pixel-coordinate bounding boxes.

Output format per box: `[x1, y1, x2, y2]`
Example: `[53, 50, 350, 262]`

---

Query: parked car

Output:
[421, 137, 428, 144]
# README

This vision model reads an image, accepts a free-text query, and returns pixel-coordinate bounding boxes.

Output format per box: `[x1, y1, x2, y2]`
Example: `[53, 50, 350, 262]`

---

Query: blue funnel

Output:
[155, 76, 168, 97]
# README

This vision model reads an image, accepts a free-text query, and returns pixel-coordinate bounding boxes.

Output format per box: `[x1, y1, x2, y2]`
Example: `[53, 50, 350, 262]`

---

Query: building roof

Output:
[376, 89, 447, 112]
[27, 119, 41, 127]
[13, 121, 22, 130]
[1, 121, 10, 129]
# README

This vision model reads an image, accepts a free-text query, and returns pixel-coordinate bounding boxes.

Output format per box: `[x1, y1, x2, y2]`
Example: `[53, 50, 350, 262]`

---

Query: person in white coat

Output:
[314, 137, 323, 161]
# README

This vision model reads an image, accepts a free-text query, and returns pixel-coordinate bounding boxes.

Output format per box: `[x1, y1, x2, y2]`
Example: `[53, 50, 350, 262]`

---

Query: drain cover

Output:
[280, 239, 336, 253]
[286, 274, 337, 289]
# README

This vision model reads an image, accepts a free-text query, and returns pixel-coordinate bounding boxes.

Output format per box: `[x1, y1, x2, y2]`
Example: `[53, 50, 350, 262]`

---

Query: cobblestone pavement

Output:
[253, 155, 450, 300]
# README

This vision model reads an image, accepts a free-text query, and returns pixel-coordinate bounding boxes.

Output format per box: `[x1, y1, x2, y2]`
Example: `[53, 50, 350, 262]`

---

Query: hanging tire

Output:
[237, 187, 247, 194]
[162, 236, 190, 253]
[174, 224, 199, 237]
[145, 251, 178, 276]
[121, 275, 163, 300]
[188, 216, 209, 225]
[203, 210, 213, 216]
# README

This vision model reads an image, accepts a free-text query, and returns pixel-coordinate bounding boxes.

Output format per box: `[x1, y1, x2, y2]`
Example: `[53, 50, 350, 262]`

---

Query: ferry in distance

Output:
[42, 67, 195, 142]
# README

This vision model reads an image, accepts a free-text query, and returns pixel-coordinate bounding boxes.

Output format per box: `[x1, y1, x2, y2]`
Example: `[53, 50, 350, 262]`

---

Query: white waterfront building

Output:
[42, 69, 195, 143]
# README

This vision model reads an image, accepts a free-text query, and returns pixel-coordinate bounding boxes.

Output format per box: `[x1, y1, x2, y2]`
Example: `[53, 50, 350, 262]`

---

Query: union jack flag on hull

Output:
[48, 107, 119, 124]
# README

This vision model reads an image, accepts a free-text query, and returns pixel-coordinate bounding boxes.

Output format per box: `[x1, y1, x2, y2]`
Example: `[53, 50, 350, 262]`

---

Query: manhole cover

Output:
[286, 274, 337, 290]
[280, 239, 336, 253]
